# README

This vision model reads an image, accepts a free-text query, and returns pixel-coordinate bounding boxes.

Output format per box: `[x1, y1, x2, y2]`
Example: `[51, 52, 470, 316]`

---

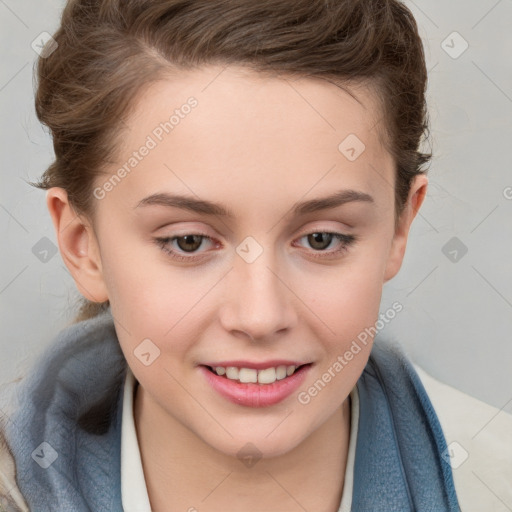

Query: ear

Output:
[383, 174, 428, 282]
[46, 187, 109, 302]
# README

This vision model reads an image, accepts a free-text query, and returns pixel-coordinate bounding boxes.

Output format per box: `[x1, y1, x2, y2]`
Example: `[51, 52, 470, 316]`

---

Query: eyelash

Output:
[155, 231, 357, 263]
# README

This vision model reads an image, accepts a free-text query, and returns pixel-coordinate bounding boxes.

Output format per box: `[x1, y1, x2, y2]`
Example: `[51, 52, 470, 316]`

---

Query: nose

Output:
[218, 252, 298, 342]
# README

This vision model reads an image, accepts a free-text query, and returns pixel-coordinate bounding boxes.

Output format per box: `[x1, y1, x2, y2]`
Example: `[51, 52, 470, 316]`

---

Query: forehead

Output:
[102, 65, 394, 216]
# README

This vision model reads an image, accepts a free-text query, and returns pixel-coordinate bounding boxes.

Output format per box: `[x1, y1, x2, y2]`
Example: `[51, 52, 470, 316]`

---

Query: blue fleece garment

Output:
[3, 310, 460, 511]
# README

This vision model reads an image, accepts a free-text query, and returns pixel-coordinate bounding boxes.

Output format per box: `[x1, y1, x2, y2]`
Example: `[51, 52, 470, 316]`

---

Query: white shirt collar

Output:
[121, 367, 152, 512]
[121, 366, 358, 512]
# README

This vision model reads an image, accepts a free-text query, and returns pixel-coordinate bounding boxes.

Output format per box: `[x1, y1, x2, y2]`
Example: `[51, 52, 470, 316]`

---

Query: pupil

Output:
[177, 235, 202, 252]
[308, 233, 332, 250]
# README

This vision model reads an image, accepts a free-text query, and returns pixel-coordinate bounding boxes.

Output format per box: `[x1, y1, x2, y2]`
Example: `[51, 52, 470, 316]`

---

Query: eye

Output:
[154, 233, 217, 261]
[294, 232, 357, 258]
[155, 231, 357, 263]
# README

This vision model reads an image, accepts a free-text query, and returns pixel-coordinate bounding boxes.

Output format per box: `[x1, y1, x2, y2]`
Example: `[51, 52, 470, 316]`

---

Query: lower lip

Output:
[200, 365, 312, 408]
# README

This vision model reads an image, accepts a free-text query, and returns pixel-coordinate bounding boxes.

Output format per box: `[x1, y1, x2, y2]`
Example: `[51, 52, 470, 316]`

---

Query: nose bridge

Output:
[220, 245, 296, 340]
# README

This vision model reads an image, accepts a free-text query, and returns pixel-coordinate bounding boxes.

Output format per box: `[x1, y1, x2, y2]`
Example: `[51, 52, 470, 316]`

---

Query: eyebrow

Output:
[135, 189, 374, 217]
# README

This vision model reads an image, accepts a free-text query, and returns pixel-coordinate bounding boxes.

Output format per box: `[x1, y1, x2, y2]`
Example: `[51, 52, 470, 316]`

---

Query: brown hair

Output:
[32, 0, 431, 322]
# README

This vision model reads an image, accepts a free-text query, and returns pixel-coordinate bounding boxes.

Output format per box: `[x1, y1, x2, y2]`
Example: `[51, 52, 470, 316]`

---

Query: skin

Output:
[47, 65, 427, 511]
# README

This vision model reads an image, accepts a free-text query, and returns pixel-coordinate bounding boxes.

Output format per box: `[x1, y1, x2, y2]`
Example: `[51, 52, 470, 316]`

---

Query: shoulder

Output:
[0, 310, 126, 511]
[414, 364, 512, 512]
[0, 423, 29, 512]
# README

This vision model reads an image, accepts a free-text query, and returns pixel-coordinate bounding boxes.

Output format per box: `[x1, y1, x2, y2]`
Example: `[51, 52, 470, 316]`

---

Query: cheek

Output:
[100, 243, 223, 358]
[291, 240, 390, 404]
[293, 261, 383, 422]
[298, 253, 387, 339]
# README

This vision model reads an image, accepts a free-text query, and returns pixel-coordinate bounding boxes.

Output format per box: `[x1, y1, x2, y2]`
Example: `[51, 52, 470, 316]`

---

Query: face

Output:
[52, 65, 426, 459]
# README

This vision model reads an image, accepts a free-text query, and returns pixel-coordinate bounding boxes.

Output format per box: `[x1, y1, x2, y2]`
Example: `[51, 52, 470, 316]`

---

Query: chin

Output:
[203, 426, 306, 462]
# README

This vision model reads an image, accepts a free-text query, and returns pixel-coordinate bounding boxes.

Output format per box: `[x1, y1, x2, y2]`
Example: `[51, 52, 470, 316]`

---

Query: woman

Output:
[1, 1, 510, 510]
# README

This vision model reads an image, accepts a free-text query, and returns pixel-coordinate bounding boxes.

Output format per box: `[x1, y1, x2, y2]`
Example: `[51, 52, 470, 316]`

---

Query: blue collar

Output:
[4, 310, 460, 511]
[353, 341, 460, 511]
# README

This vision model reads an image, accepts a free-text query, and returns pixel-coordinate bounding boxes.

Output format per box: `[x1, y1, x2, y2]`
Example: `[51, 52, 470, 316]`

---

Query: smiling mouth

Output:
[203, 363, 311, 385]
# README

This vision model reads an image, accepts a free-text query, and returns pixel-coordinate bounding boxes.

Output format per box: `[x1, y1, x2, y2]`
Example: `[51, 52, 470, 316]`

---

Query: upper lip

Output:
[201, 360, 311, 370]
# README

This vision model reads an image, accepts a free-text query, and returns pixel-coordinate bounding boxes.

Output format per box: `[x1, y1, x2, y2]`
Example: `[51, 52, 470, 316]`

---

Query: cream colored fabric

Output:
[0, 428, 29, 512]
[415, 364, 512, 512]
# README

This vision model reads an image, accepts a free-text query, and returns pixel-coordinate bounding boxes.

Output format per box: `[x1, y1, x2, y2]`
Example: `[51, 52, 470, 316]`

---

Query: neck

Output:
[134, 385, 351, 512]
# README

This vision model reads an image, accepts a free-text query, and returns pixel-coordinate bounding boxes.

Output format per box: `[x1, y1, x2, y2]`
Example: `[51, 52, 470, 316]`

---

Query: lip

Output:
[199, 363, 312, 408]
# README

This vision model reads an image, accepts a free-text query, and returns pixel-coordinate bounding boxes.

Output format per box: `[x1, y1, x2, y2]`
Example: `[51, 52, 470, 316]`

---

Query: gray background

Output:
[1, 0, 511, 412]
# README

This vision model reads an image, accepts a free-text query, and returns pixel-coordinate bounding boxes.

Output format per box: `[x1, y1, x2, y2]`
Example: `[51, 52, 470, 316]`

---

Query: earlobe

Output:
[383, 174, 428, 283]
[46, 187, 109, 303]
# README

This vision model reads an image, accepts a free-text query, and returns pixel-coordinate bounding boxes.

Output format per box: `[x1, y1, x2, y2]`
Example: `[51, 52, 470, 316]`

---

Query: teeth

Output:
[276, 365, 287, 380]
[225, 367, 239, 379]
[257, 367, 276, 384]
[239, 368, 258, 383]
[212, 364, 299, 384]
